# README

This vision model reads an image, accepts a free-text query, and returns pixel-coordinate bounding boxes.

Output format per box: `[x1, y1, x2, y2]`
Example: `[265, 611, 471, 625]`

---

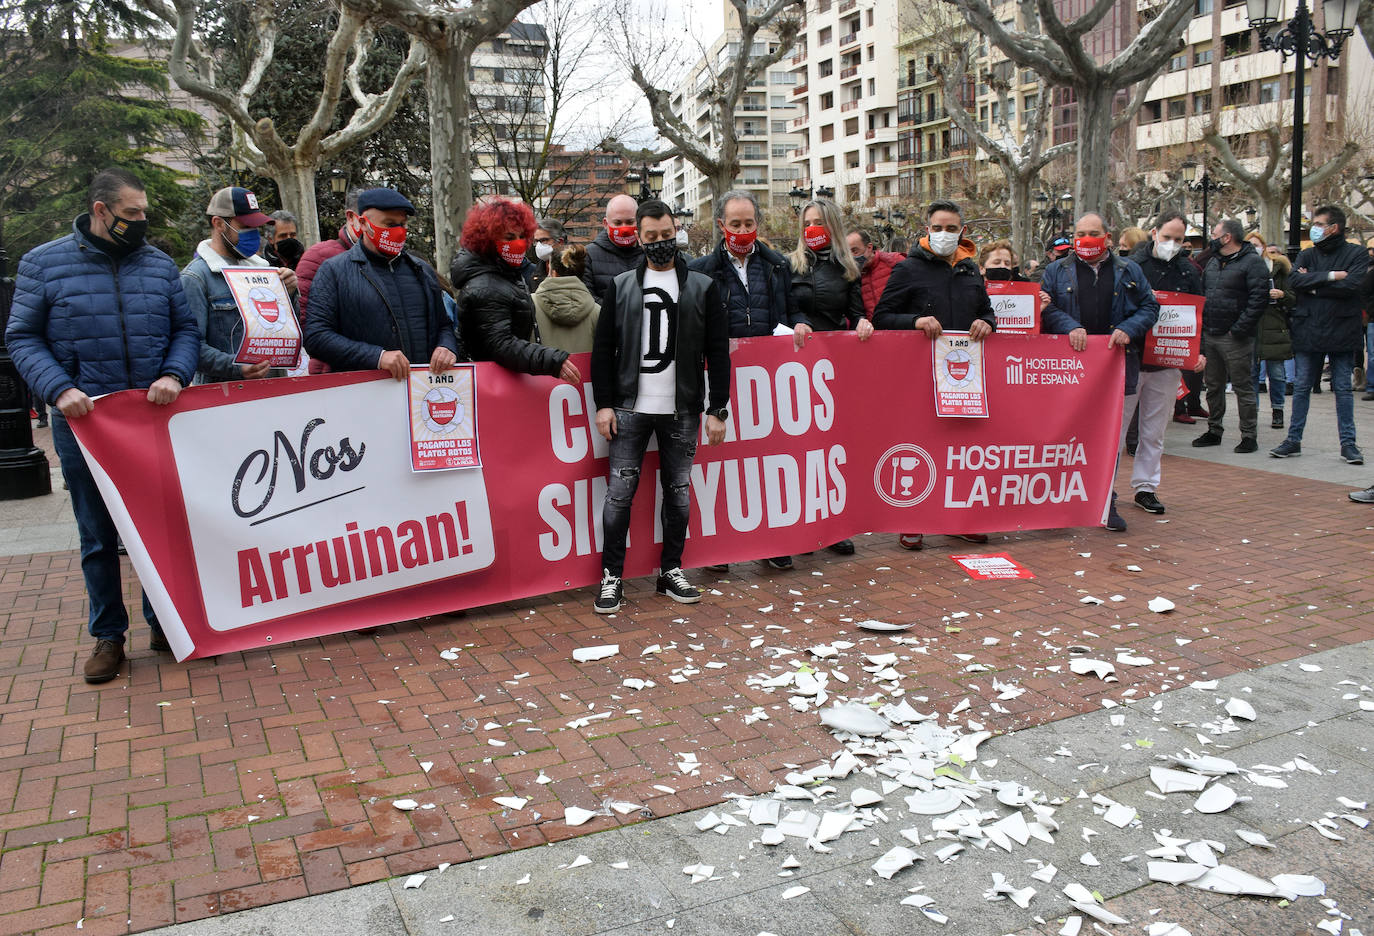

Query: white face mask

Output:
[1153, 238, 1181, 262]
[928, 231, 960, 256]
[676, 228, 690, 247]
[534, 241, 554, 261]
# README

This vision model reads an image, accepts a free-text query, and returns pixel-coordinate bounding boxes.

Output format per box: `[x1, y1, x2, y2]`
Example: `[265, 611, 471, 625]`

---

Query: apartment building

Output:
[470, 21, 550, 199]
[894, 12, 975, 203]
[543, 148, 631, 242]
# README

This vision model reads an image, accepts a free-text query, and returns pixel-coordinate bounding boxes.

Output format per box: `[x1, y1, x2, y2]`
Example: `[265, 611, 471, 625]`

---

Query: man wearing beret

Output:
[303, 187, 460, 379]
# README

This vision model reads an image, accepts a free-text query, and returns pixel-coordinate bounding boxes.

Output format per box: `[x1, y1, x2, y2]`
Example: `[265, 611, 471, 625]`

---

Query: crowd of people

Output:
[7, 167, 1373, 682]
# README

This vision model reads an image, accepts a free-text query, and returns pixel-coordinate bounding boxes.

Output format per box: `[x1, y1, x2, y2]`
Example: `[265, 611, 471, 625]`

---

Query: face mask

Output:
[1153, 238, 1181, 262]
[675, 228, 689, 247]
[1309, 225, 1326, 243]
[642, 238, 678, 266]
[362, 216, 407, 257]
[225, 224, 261, 260]
[607, 224, 638, 247]
[275, 237, 304, 267]
[1073, 235, 1108, 263]
[534, 241, 554, 261]
[928, 231, 960, 256]
[984, 267, 1013, 281]
[723, 228, 757, 256]
[1208, 237, 1225, 253]
[804, 225, 831, 250]
[854, 254, 868, 269]
[499, 238, 528, 267]
[105, 212, 148, 250]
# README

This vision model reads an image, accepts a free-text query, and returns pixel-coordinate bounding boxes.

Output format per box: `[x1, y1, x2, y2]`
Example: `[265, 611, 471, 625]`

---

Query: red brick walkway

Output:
[2, 455, 1372, 935]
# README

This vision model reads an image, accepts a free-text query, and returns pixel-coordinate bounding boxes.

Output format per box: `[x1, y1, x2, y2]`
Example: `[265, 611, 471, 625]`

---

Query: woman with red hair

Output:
[451, 198, 580, 382]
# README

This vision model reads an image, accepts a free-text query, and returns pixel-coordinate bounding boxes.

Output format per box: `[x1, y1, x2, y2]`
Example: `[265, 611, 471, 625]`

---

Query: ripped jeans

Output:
[600, 409, 700, 577]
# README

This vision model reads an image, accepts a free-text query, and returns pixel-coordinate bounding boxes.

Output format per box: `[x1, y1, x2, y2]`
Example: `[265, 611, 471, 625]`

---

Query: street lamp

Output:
[1246, 0, 1359, 258]
[330, 170, 349, 195]
[815, 185, 835, 201]
[674, 206, 694, 229]
[1182, 162, 1219, 236]
[1244, 205, 1258, 229]
[1036, 190, 1069, 241]
[788, 185, 813, 214]
[627, 165, 665, 203]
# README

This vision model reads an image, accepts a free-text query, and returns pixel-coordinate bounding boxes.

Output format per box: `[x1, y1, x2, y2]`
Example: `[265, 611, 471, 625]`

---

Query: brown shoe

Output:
[84, 639, 125, 683]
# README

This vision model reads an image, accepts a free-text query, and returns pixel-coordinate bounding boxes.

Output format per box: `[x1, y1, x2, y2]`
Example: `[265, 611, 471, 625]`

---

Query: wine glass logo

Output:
[873, 443, 937, 507]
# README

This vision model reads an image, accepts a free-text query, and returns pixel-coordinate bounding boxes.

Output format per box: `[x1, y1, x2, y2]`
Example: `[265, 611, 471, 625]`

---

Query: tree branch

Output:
[1110, 79, 1151, 131]
[324, 33, 426, 157]
[163, 0, 255, 133]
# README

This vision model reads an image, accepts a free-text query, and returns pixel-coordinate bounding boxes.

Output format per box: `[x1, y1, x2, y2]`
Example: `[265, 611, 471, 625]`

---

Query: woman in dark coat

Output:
[1249, 236, 1296, 428]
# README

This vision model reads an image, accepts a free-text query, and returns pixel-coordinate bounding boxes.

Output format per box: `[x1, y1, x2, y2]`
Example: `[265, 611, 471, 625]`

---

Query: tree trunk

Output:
[1259, 191, 1285, 247]
[272, 164, 322, 247]
[1007, 171, 1034, 266]
[1074, 81, 1113, 218]
[706, 163, 738, 210]
[426, 43, 473, 273]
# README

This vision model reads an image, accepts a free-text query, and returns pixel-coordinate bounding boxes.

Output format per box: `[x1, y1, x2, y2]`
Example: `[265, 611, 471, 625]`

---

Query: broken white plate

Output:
[872, 846, 920, 880]
[1103, 803, 1136, 828]
[857, 619, 914, 632]
[1150, 767, 1210, 794]
[392, 799, 419, 811]
[1148, 597, 1176, 613]
[1069, 658, 1116, 680]
[1194, 784, 1238, 814]
[683, 863, 714, 883]
[1234, 829, 1274, 849]
[905, 789, 964, 815]
[1224, 698, 1256, 721]
[780, 885, 810, 899]
[572, 644, 619, 662]
[1270, 874, 1325, 897]
[566, 855, 592, 869]
[1173, 755, 1238, 775]
[403, 874, 426, 889]
[1184, 841, 1218, 867]
[564, 806, 596, 826]
[1184, 864, 1280, 897]
[819, 703, 891, 736]
[850, 787, 883, 808]
[493, 796, 527, 811]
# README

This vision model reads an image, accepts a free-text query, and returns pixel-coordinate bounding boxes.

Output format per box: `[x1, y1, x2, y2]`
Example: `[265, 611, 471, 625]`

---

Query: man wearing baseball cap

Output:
[181, 186, 299, 383]
[304, 187, 459, 379]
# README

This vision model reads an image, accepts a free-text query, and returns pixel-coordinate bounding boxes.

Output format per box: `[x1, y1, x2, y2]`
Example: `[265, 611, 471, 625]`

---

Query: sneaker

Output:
[35, 418, 48, 429]
[1350, 485, 1374, 503]
[1126, 443, 1137, 457]
[1233, 437, 1258, 453]
[1192, 430, 1223, 447]
[1105, 503, 1128, 532]
[1363, 391, 1374, 401]
[83, 639, 125, 683]
[898, 533, 925, 550]
[1312, 384, 1323, 394]
[1271, 409, 1284, 429]
[593, 569, 623, 614]
[1134, 491, 1165, 514]
[955, 533, 989, 544]
[1172, 412, 1196, 424]
[765, 555, 793, 570]
[655, 567, 701, 604]
[1269, 439, 1301, 458]
[827, 539, 856, 556]
[1341, 444, 1364, 465]
[149, 627, 171, 653]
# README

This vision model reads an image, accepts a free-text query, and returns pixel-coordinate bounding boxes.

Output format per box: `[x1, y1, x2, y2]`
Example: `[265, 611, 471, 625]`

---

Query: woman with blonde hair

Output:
[1118, 227, 1149, 256]
[533, 244, 599, 354]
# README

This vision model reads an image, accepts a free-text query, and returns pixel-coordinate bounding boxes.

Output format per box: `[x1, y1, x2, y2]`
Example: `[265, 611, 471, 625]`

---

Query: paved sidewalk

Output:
[1, 400, 1373, 935]
[141, 641, 1374, 936]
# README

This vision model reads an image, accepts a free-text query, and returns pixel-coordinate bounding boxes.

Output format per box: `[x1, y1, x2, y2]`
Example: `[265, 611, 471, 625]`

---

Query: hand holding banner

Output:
[985, 281, 1041, 334]
[223, 267, 302, 368]
[1143, 291, 1204, 369]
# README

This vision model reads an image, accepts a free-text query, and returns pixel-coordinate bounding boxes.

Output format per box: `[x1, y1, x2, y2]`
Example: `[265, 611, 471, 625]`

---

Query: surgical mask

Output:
[362, 216, 407, 257]
[498, 238, 528, 267]
[105, 212, 148, 250]
[928, 231, 960, 256]
[534, 241, 554, 261]
[642, 238, 678, 266]
[1073, 235, 1108, 263]
[1153, 238, 1181, 262]
[675, 228, 689, 247]
[607, 224, 638, 247]
[1309, 225, 1326, 243]
[225, 224, 261, 260]
[804, 225, 831, 250]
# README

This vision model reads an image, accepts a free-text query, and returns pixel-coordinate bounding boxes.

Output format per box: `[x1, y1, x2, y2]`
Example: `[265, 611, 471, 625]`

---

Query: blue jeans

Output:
[50, 414, 159, 643]
[1288, 350, 1356, 446]
[600, 410, 699, 577]
[1253, 355, 1287, 409]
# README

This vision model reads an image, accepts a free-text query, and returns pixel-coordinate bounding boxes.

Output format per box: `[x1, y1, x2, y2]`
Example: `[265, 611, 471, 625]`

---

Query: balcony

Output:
[791, 50, 807, 64]
[839, 32, 860, 49]
[840, 65, 858, 80]
[839, 0, 857, 10]
[791, 146, 809, 159]
[791, 114, 809, 129]
[739, 127, 766, 136]
[840, 99, 860, 112]
[793, 84, 808, 96]
[866, 160, 898, 176]
[865, 126, 898, 143]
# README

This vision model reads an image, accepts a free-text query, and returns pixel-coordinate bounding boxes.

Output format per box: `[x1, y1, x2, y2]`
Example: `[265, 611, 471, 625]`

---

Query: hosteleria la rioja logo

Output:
[873, 443, 937, 507]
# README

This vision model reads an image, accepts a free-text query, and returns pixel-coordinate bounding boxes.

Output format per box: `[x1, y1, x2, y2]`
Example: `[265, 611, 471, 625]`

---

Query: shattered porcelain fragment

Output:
[1061, 883, 1096, 904]
[872, 846, 920, 880]
[1058, 917, 1083, 936]
[775, 810, 821, 839]
[572, 644, 619, 662]
[750, 800, 782, 826]
[819, 703, 891, 736]
[1271, 874, 1325, 897]
[905, 789, 963, 815]
[1224, 698, 1256, 721]
[935, 843, 965, 862]
[493, 796, 527, 811]
[1103, 803, 1136, 828]
[393, 799, 419, 811]
[683, 863, 714, 883]
[1149, 862, 1209, 884]
[695, 812, 722, 832]
[995, 783, 1035, 807]
[566, 855, 592, 869]
[760, 828, 785, 846]
[1184, 864, 1280, 897]
[403, 874, 426, 889]
[1234, 829, 1274, 848]
[814, 811, 852, 843]
[1030, 863, 1058, 883]
[1184, 841, 1218, 867]
[1072, 902, 1129, 924]
[1146, 924, 1192, 936]
[1148, 597, 1176, 613]
[1194, 784, 1238, 814]
[780, 885, 810, 899]
[564, 806, 596, 826]
[1173, 755, 1239, 775]
[850, 787, 883, 808]
[1069, 658, 1116, 680]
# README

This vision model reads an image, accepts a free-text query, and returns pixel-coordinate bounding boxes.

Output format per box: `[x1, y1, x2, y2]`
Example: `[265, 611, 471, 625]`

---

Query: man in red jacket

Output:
[296, 187, 362, 374]
[847, 229, 906, 317]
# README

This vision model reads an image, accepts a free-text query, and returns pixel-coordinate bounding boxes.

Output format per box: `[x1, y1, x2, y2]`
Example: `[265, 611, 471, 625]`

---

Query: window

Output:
[1194, 43, 1213, 65]
[772, 144, 790, 157]
[846, 150, 860, 169]
[1223, 32, 1252, 57]
[772, 119, 788, 132]
[1141, 100, 1162, 122]
[821, 92, 834, 110]
[1194, 91, 1212, 112]
[818, 26, 832, 45]
[1167, 98, 1187, 119]
[821, 123, 835, 142]
[821, 155, 835, 172]
[867, 78, 876, 96]
[1259, 79, 1280, 103]
[866, 9, 873, 25]
[867, 45, 875, 61]
[818, 59, 834, 77]
[771, 70, 797, 84]
[1169, 53, 1187, 71]
[1223, 81, 1250, 106]
[845, 117, 859, 135]
[771, 94, 786, 106]
[1195, 0, 1213, 12]
[906, 59, 916, 86]
[594, 154, 620, 166]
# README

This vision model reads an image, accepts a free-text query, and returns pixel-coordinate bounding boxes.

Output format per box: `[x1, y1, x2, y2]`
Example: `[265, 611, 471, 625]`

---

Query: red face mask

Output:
[723, 228, 757, 256]
[363, 216, 407, 257]
[607, 224, 638, 247]
[804, 225, 831, 250]
[1073, 235, 1109, 263]
[499, 239, 528, 268]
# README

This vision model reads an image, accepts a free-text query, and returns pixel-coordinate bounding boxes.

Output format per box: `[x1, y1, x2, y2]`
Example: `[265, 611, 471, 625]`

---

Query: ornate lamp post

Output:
[788, 185, 813, 214]
[0, 222, 54, 500]
[1182, 162, 1219, 237]
[1245, 0, 1359, 258]
[814, 185, 835, 201]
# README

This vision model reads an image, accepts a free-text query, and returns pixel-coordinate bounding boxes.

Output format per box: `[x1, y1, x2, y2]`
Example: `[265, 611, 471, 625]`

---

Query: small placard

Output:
[950, 553, 1036, 580]
[407, 365, 480, 471]
[222, 267, 302, 368]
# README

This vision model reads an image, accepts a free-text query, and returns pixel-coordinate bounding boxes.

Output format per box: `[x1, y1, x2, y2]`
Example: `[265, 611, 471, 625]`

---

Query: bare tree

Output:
[150, 0, 425, 246]
[616, 0, 805, 205]
[338, 0, 540, 268]
[937, 44, 1075, 263]
[945, 0, 1193, 214]
[1204, 123, 1360, 244]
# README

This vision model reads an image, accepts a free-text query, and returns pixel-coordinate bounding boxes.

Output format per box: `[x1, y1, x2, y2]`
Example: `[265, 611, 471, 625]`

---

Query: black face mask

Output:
[105, 212, 148, 250]
[984, 267, 1014, 281]
[854, 254, 868, 268]
[642, 239, 678, 266]
[274, 237, 305, 268]
[1209, 237, 1225, 253]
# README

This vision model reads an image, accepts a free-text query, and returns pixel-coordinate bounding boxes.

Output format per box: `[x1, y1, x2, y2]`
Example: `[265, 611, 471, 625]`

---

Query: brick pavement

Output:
[1, 453, 1372, 935]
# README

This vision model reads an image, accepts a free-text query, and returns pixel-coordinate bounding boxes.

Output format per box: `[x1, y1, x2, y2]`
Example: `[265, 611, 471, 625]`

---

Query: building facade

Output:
[543, 148, 631, 242]
[470, 21, 550, 199]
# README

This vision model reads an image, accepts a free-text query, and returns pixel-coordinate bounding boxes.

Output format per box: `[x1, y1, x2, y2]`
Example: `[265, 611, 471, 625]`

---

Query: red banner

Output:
[69, 333, 1123, 660]
[1143, 291, 1203, 369]
[985, 281, 1041, 334]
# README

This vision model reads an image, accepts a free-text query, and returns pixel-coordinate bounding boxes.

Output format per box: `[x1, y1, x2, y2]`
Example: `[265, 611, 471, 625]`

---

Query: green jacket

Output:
[1255, 256, 1295, 361]
[533, 275, 599, 354]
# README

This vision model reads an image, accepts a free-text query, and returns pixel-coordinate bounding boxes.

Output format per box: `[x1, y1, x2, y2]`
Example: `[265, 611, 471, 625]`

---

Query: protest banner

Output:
[985, 280, 1041, 333]
[70, 332, 1123, 659]
[222, 267, 302, 368]
[1143, 291, 1204, 369]
[933, 334, 989, 417]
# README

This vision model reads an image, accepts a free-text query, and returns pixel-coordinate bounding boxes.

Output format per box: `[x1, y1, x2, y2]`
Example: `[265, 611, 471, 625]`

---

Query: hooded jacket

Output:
[533, 275, 599, 354]
[1201, 242, 1269, 338]
[1288, 234, 1369, 353]
[452, 247, 568, 377]
[581, 230, 644, 303]
[792, 250, 865, 331]
[872, 237, 997, 333]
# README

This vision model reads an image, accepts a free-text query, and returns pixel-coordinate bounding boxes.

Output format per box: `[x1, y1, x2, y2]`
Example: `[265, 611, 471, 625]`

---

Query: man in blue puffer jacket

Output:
[1040, 211, 1159, 534]
[5, 167, 200, 683]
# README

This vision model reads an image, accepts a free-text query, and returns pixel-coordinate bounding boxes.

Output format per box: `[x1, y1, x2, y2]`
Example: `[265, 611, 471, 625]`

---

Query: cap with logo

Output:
[206, 187, 272, 227]
[356, 188, 417, 215]
[1049, 235, 1072, 254]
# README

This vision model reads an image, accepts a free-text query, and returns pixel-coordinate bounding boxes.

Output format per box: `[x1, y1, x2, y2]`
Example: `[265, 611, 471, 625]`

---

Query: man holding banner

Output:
[182, 186, 299, 383]
[1041, 211, 1159, 533]
[1127, 211, 1205, 515]
[591, 200, 729, 614]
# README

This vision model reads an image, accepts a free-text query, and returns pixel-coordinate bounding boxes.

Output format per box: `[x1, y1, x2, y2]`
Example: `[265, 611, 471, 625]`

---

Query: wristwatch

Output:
[707, 407, 729, 421]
